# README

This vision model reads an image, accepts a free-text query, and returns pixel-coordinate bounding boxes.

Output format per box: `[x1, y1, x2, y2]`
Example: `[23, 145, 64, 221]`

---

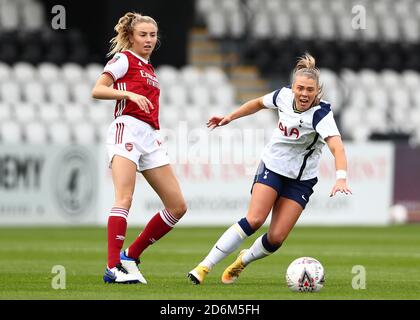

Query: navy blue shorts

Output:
[251, 162, 318, 209]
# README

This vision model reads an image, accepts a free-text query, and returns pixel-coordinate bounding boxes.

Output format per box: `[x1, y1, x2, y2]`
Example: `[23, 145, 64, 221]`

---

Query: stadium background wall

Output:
[0, 142, 409, 226]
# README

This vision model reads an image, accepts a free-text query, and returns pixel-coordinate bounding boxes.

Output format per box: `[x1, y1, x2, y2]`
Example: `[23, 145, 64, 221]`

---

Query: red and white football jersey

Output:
[103, 50, 160, 129]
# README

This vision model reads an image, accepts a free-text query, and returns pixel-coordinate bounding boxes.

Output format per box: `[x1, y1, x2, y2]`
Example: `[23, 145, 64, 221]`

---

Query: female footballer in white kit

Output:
[188, 53, 352, 285]
[92, 12, 187, 284]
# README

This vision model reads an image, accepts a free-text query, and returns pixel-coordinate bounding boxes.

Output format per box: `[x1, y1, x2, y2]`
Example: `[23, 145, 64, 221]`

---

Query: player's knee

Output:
[246, 215, 265, 230]
[168, 201, 187, 219]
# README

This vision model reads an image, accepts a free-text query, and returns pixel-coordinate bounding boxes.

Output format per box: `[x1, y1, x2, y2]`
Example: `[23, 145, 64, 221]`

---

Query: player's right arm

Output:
[91, 53, 153, 113]
[207, 97, 265, 130]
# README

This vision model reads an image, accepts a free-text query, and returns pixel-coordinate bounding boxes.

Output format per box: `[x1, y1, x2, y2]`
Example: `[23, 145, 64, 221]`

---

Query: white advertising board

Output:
[0, 145, 99, 225]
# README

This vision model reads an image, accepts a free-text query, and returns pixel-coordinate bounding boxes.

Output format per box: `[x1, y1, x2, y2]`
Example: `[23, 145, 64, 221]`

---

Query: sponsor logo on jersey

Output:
[125, 143, 133, 152]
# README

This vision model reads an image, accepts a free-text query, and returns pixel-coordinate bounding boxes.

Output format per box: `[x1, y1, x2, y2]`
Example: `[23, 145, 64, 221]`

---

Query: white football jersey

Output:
[261, 86, 340, 180]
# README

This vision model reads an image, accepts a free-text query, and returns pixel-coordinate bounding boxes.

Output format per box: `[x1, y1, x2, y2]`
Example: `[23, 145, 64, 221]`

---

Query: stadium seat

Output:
[0, 102, 13, 122]
[61, 63, 84, 83]
[21, 0, 44, 31]
[87, 103, 112, 125]
[203, 66, 228, 87]
[167, 84, 188, 106]
[39, 103, 62, 123]
[49, 122, 72, 144]
[63, 103, 85, 123]
[190, 84, 211, 107]
[0, 0, 19, 31]
[48, 82, 70, 104]
[38, 62, 60, 83]
[14, 102, 37, 123]
[22, 81, 46, 104]
[156, 65, 178, 87]
[73, 121, 97, 145]
[0, 81, 22, 104]
[85, 63, 103, 84]
[0, 121, 22, 143]
[184, 105, 203, 127]
[212, 84, 235, 106]
[179, 65, 202, 86]
[0, 61, 11, 79]
[24, 121, 48, 144]
[12, 62, 36, 82]
[72, 82, 93, 104]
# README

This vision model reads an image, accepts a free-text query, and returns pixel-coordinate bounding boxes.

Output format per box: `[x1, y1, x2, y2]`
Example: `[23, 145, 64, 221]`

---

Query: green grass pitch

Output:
[0, 225, 419, 300]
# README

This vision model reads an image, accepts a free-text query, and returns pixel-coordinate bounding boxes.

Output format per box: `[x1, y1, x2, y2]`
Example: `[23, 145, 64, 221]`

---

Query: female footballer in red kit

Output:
[92, 12, 187, 284]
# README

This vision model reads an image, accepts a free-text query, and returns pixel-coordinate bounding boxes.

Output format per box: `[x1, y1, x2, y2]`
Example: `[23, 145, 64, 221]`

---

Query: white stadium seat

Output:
[63, 103, 85, 123]
[0, 62, 11, 80]
[0, 81, 22, 104]
[13, 62, 36, 82]
[87, 103, 112, 125]
[38, 63, 60, 83]
[0, 121, 22, 143]
[22, 81, 46, 104]
[156, 65, 178, 87]
[39, 103, 62, 123]
[72, 82, 93, 104]
[179, 65, 202, 87]
[0, 0, 19, 30]
[167, 84, 188, 106]
[73, 122, 97, 145]
[49, 122, 72, 144]
[48, 82, 70, 104]
[0, 103, 13, 122]
[24, 121, 48, 144]
[21, 0, 44, 31]
[85, 63, 103, 84]
[14, 103, 37, 123]
[61, 63, 84, 83]
[190, 84, 211, 107]
[203, 67, 228, 87]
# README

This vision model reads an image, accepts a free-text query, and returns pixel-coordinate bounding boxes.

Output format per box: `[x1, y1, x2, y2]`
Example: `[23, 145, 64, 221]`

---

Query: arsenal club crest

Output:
[125, 143, 133, 152]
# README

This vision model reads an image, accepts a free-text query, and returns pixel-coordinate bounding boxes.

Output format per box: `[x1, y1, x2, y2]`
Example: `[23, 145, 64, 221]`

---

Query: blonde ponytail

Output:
[108, 12, 158, 57]
[292, 53, 323, 102]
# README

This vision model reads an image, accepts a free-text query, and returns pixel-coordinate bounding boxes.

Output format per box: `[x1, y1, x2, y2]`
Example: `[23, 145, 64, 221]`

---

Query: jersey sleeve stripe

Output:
[272, 89, 281, 108]
[312, 102, 331, 129]
[102, 71, 116, 82]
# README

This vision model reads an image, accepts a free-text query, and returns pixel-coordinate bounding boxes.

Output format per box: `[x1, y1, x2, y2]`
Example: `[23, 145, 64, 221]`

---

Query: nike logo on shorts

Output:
[301, 195, 307, 202]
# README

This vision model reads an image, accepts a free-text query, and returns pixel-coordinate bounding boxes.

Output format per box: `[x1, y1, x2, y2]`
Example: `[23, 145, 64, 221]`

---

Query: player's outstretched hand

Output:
[128, 92, 154, 114]
[206, 115, 232, 130]
[329, 180, 352, 197]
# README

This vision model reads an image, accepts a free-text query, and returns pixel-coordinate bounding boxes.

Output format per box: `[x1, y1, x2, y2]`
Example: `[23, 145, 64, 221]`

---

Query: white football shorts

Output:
[106, 115, 170, 172]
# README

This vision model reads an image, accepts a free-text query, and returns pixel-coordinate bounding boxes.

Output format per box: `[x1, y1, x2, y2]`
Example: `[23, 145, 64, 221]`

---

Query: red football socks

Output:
[127, 209, 178, 259]
[107, 207, 129, 268]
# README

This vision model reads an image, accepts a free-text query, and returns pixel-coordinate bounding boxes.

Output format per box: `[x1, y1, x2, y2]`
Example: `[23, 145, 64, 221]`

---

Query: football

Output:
[286, 257, 325, 292]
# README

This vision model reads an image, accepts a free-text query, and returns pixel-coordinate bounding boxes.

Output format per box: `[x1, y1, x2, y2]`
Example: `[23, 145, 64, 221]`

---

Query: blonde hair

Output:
[108, 12, 158, 57]
[292, 53, 323, 103]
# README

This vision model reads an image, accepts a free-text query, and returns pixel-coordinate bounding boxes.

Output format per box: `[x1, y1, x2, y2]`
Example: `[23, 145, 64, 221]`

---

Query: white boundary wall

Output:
[0, 142, 394, 226]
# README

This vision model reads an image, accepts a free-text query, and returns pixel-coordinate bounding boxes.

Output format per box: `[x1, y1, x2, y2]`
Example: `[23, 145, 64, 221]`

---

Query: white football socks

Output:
[200, 223, 249, 269]
[242, 234, 273, 265]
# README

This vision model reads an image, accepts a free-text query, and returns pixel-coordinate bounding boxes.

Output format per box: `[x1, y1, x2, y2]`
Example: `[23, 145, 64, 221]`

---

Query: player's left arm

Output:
[325, 135, 352, 197]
